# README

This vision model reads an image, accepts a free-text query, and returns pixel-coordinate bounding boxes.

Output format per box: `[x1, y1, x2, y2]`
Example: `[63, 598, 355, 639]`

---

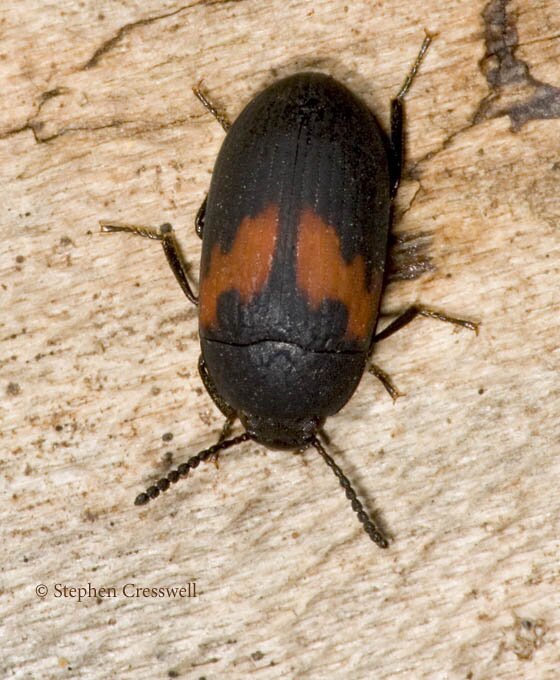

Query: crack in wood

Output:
[0, 113, 195, 145]
[82, 5, 194, 70]
[407, 4, 559, 177]
[83, 0, 244, 70]
[476, 0, 560, 129]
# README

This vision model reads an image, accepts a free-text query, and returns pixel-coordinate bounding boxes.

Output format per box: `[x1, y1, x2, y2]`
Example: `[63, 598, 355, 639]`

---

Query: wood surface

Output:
[2, 1, 559, 678]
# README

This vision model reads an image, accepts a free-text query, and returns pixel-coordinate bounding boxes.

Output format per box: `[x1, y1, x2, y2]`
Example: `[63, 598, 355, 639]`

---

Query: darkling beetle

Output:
[101, 33, 478, 548]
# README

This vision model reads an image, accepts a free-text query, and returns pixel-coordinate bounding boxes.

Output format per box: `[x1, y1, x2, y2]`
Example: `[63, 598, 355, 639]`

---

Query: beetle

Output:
[101, 33, 477, 548]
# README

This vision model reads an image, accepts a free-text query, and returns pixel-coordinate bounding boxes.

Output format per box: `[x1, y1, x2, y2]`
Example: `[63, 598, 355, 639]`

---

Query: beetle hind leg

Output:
[192, 82, 232, 132]
[100, 221, 198, 305]
[195, 195, 207, 239]
[192, 82, 232, 239]
[389, 31, 434, 196]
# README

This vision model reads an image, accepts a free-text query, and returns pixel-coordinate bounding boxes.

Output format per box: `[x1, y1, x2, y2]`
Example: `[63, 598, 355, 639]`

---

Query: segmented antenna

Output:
[134, 430, 389, 549]
[311, 437, 389, 548]
[134, 433, 251, 506]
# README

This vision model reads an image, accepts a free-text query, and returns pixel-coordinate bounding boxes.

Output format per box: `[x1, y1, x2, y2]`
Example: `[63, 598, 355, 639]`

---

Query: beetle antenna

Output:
[311, 437, 389, 548]
[134, 432, 251, 506]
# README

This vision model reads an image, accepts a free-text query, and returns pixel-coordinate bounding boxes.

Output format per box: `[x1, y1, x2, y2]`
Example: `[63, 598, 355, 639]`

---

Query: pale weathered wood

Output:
[2, 1, 559, 678]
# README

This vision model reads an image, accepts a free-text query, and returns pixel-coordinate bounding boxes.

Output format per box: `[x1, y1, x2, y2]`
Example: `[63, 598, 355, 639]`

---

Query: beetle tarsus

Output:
[193, 82, 232, 132]
[395, 31, 434, 102]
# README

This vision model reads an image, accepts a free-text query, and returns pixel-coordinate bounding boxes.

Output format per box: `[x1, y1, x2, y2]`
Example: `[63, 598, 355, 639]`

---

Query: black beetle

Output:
[101, 34, 477, 548]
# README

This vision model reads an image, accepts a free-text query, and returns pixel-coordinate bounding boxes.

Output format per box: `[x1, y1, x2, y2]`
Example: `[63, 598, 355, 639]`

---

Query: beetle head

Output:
[240, 413, 322, 450]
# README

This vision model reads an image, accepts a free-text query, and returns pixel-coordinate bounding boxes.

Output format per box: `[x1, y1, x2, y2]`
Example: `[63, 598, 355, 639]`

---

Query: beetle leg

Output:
[368, 363, 404, 402]
[210, 413, 238, 468]
[195, 194, 207, 239]
[192, 82, 231, 132]
[100, 221, 198, 305]
[198, 356, 238, 466]
[192, 82, 231, 239]
[389, 32, 433, 196]
[373, 305, 479, 344]
[198, 355, 237, 419]
[218, 413, 236, 441]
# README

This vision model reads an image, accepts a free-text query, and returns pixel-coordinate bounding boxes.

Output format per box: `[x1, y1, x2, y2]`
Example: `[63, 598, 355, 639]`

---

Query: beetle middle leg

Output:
[100, 221, 198, 305]
[368, 306, 477, 399]
[389, 31, 433, 196]
[373, 305, 479, 343]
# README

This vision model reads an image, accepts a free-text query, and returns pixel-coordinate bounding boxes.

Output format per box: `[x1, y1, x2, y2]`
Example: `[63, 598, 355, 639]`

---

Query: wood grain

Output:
[2, 1, 559, 678]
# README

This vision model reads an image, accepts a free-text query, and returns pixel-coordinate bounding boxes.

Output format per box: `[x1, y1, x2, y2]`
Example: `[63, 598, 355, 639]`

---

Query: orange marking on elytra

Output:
[199, 204, 279, 329]
[296, 209, 380, 342]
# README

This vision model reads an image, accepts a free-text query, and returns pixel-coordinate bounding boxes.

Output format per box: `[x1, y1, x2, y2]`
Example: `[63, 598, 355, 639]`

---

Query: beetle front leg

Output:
[198, 355, 237, 420]
[198, 354, 238, 466]
[368, 363, 404, 402]
[100, 221, 198, 305]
